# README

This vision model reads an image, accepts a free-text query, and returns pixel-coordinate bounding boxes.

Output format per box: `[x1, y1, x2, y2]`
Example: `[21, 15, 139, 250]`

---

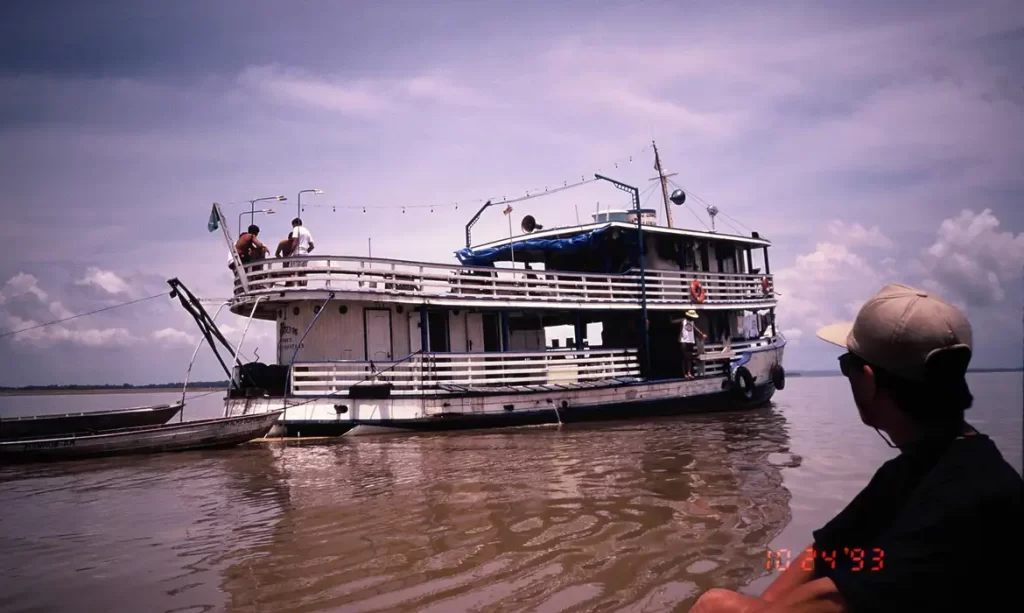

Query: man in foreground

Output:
[691, 283, 1022, 612]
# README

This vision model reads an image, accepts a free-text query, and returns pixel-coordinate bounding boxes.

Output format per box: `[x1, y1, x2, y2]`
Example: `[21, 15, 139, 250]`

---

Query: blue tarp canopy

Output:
[455, 226, 625, 267]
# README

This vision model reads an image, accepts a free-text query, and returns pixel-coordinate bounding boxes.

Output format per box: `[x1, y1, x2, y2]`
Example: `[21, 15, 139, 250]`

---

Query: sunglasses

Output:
[839, 352, 896, 381]
[838, 352, 865, 378]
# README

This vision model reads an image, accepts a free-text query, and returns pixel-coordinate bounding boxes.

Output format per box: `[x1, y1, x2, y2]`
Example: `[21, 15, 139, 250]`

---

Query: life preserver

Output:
[690, 280, 707, 303]
[761, 276, 771, 295]
[733, 366, 755, 401]
[771, 364, 786, 390]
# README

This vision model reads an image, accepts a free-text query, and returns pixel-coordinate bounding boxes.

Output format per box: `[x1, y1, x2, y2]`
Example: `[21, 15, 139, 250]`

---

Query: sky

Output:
[0, 0, 1022, 386]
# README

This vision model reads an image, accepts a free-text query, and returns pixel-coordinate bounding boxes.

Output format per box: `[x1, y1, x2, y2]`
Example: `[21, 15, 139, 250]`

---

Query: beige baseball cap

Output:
[815, 283, 973, 383]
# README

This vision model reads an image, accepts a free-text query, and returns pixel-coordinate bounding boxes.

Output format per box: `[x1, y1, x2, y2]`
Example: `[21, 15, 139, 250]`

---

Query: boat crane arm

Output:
[167, 278, 252, 390]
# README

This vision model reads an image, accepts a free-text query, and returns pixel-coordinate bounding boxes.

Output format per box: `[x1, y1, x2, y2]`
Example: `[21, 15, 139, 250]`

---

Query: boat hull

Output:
[228, 340, 785, 438]
[330, 381, 774, 437]
[0, 402, 184, 440]
[0, 410, 283, 464]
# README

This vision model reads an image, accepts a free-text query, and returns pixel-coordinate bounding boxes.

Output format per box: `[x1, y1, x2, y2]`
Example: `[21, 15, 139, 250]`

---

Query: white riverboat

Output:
[186, 150, 787, 438]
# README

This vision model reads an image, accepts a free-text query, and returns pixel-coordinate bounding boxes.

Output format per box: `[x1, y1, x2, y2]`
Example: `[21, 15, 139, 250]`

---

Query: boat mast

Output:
[651, 140, 676, 228]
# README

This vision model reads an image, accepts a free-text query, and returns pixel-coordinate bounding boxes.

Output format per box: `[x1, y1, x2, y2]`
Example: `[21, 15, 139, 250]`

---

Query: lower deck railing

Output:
[290, 349, 642, 396]
[286, 343, 764, 396]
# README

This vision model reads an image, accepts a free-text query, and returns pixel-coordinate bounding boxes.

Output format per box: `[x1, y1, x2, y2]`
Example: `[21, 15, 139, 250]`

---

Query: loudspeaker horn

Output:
[521, 215, 543, 233]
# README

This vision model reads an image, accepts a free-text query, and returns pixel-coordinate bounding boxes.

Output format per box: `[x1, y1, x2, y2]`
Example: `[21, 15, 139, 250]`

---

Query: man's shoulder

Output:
[936, 435, 1021, 496]
[908, 435, 1022, 523]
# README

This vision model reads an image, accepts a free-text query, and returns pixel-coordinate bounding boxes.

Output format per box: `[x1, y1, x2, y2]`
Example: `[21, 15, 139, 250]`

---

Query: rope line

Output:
[0, 292, 167, 339]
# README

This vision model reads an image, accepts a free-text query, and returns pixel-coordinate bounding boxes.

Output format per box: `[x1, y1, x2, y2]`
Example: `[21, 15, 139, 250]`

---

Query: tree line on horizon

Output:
[1, 367, 1018, 392]
[0, 381, 231, 391]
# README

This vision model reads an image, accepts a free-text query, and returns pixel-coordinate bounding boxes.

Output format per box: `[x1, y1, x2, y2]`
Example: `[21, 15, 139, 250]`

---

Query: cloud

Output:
[237, 65, 494, 118]
[76, 267, 131, 295]
[0, 273, 49, 305]
[826, 221, 894, 249]
[774, 207, 1022, 368]
[773, 239, 890, 335]
[152, 327, 197, 348]
[917, 208, 1024, 307]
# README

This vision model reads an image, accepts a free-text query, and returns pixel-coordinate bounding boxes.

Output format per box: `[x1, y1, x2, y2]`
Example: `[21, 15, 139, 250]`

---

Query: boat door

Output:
[364, 308, 393, 360]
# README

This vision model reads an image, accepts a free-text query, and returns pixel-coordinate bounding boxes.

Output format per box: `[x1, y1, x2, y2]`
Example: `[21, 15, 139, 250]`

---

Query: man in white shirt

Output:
[672, 309, 708, 378]
[288, 217, 315, 287]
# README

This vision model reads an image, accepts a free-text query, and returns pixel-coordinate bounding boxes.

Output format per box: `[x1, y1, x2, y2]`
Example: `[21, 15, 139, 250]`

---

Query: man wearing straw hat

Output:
[673, 309, 707, 378]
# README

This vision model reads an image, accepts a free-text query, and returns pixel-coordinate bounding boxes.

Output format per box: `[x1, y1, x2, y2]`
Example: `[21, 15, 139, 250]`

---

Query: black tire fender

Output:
[772, 364, 786, 390]
[733, 366, 755, 400]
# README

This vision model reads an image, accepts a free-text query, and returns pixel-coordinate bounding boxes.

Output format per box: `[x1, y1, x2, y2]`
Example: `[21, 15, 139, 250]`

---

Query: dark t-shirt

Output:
[811, 431, 1023, 611]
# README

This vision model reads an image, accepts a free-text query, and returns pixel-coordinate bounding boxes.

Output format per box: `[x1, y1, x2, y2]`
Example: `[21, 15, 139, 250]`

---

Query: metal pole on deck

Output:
[594, 174, 650, 375]
[243, 196, 288, 235]
[297, 189, 323, 217]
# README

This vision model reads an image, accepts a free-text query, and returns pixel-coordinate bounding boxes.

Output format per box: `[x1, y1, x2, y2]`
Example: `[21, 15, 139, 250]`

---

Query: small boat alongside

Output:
[0, 410, 283, 464]
[0, 402, 184, 440]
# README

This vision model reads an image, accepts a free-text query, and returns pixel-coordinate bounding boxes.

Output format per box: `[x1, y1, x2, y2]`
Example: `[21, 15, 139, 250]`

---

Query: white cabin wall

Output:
[466, 313, 485, 353]
[279, 302, 365, 363]
[408, 310, 422, 354]
[276, 301, 419, 363]
[449, 310, 469, 352]
[393, 307, 412, 358]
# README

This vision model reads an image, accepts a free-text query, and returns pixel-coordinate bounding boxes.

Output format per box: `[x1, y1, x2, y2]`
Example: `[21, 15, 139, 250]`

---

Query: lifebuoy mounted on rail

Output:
[761, 276, 771, 295]
[690, 280, 707, 303]
[732, 365, 755, 401]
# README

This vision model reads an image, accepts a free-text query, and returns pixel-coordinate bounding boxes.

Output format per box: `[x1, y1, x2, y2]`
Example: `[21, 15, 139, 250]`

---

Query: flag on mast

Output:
[503, 204, 513, 216]
[207, 204, 221, 232]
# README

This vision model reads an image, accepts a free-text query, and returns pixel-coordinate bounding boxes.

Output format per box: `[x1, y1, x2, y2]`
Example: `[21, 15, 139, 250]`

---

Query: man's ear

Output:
[861, 363, 878, 400]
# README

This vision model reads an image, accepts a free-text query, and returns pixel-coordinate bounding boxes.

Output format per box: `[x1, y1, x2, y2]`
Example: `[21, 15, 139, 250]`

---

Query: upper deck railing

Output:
[232, 255, 775, 309]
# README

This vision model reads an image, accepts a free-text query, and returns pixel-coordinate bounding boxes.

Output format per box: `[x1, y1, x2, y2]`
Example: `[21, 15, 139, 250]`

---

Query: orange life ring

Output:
[690, 280, 706, 303]
[761, 276, 771, 294]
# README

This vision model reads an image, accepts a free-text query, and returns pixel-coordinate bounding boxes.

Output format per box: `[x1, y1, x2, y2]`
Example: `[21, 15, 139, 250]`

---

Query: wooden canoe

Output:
[0, 402, 184, 440]
[0, 410, 283, 463]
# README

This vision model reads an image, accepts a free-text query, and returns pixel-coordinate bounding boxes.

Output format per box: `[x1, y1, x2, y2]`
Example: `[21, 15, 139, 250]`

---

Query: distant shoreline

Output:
[0, 368, 1018, 396]
[791, 368, 1022, 378]
[0, 387, 223, 397]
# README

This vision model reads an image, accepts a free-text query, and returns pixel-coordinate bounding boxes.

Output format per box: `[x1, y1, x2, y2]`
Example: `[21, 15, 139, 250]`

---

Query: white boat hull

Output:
[226, 342, 785, 437]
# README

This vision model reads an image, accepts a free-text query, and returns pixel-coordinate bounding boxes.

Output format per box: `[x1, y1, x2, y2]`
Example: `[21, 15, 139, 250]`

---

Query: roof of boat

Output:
[470, 220, 772, 251]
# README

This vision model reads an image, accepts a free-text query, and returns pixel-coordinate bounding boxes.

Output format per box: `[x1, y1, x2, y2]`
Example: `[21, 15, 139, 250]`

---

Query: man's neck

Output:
[892, 420, 973, 451]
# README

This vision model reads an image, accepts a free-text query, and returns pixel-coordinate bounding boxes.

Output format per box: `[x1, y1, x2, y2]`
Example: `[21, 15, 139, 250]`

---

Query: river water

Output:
[0, 373, 1020, 612]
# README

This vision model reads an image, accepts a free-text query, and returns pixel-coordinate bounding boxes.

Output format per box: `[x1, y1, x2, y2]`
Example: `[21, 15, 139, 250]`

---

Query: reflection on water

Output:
[216, 410, 795, 612]
[0, 406, 796, 612]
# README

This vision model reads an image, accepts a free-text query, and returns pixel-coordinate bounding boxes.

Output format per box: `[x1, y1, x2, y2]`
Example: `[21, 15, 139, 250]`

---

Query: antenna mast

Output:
[650, 140, 677, 228]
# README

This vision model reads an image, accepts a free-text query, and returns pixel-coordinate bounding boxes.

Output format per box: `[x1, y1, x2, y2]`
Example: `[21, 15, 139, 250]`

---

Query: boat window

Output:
[482, 313, 502, 352]
[427, 311, 450, 352]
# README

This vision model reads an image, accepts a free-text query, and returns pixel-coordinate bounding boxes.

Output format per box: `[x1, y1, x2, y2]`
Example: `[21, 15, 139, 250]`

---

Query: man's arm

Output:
[691, 578, 847, 613]
[695, 325, 708, 340]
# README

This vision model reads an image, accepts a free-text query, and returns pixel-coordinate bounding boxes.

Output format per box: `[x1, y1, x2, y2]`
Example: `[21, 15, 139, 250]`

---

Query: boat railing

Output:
[289, 348, 641, 396]
[232, 255, 774, 307]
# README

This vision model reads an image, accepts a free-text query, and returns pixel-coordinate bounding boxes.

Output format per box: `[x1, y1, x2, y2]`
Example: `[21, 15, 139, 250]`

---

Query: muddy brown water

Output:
[1, 373, 1019, 612]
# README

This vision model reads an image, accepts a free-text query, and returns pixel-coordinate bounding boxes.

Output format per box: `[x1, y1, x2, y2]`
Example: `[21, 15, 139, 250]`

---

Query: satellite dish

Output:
[670, 189, 687, 205]
[521, 215, 543, 233]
